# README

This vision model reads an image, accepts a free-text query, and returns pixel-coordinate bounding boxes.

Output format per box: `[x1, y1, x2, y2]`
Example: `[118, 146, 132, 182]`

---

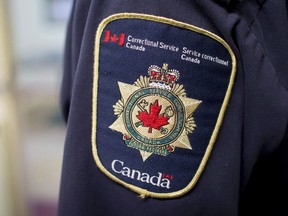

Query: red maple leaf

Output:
[110, 34, 119, 42]
[137, 100, 169, 133]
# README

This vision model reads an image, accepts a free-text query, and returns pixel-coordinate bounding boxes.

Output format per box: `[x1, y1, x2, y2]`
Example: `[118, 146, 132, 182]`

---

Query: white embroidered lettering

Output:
[126, 42, 146, 51]
[111, 160, 171, 189]
[159, 42, 179, 52]
[131, 169, 141, 180]
[122, 167, 131, 177]
[140, 173, 149, 183]
[111, 160, 124, 173]
[181, 54, 200, 64]
[150, 172, 162, 186]
[161, 178, 171, 189]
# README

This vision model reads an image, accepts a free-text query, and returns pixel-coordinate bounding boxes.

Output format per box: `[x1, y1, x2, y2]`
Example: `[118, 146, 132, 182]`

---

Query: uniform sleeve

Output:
[239, 126, 288, 215]
[235, 1, 288, 214]
[60, 0, 92, 122]
[60, 11, 73, 122]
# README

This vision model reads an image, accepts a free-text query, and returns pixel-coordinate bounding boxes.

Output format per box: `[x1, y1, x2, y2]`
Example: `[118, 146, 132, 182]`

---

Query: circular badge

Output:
[124, 87, 185, 147]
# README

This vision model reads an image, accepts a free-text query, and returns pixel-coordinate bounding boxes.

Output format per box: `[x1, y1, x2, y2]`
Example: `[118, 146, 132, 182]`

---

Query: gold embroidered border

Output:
[92, 13, 237, 199]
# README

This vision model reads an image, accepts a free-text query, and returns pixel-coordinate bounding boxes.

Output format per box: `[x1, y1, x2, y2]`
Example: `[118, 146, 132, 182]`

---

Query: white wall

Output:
[1, 1, 72, 215]
[0, 0, 21, 215]
[8, 0, 72, 61]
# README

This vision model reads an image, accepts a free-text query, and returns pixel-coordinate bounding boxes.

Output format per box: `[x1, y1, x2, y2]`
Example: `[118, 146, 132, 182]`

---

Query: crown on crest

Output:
[148, 63, 180, 89]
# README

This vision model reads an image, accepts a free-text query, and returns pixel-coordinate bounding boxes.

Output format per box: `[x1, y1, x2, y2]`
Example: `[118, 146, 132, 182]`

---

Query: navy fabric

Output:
[58, 0, 288, 215]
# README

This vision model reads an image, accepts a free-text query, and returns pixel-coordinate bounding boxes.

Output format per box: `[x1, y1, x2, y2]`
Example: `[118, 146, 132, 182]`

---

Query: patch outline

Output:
[92, 13, 237, 199]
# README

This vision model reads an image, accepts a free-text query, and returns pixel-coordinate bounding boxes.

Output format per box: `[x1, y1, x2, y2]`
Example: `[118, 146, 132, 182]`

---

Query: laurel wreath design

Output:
[112, 76, 195, 134]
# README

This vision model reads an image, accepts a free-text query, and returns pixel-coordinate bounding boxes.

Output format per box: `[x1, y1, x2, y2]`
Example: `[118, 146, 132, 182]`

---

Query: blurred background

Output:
[0, 0, 72, 215]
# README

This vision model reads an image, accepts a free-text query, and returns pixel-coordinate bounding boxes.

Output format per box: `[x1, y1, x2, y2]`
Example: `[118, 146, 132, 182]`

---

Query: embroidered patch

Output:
[92, 13, 236, 199]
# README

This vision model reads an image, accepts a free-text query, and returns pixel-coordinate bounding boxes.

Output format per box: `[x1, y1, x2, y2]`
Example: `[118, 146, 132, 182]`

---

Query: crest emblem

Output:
[110, 63, 202, 161]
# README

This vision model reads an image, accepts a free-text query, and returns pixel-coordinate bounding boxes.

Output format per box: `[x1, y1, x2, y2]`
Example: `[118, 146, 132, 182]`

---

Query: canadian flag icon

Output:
[103, 30, 126, 46]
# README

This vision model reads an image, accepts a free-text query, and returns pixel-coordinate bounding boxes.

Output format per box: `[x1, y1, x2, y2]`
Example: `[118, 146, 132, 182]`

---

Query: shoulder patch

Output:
[92, 13, 236, 199]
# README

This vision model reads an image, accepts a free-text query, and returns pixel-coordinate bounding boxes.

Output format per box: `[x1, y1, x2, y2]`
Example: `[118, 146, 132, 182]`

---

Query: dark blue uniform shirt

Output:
[58, 0, 288, 215]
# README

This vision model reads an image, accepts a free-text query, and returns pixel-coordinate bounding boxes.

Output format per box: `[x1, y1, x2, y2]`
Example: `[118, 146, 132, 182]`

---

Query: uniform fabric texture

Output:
[58, 0, 288, 215]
